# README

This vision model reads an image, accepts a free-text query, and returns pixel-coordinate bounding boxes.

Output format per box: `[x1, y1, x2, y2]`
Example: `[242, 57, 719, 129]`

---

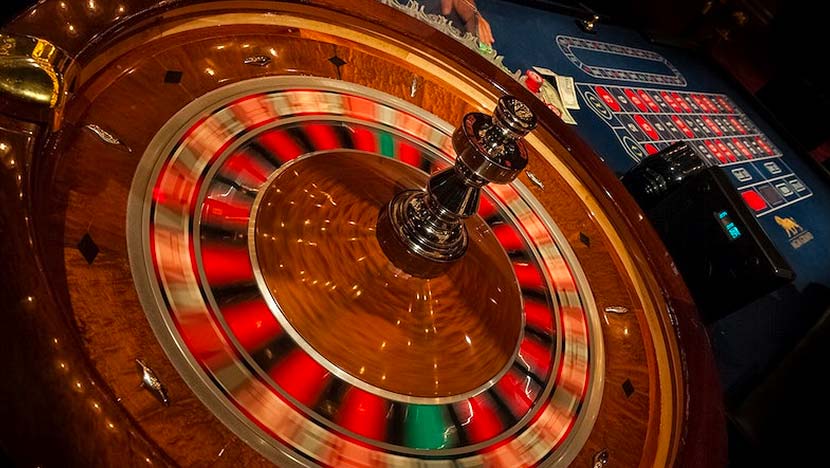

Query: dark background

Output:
[1, 0, 28, 24]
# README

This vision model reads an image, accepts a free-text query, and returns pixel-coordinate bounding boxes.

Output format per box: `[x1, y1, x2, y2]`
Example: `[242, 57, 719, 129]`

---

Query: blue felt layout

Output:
[569, 47, 675, 75]
[476, 0, 830, 392]
[478, 0, 829, 292]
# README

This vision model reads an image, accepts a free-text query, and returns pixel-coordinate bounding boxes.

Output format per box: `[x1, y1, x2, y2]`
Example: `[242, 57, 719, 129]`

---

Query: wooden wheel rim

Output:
[127, 75, 605, 465]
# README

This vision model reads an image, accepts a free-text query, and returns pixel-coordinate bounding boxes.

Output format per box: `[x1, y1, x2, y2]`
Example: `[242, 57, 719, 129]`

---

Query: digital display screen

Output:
[715, 210, 742, 241]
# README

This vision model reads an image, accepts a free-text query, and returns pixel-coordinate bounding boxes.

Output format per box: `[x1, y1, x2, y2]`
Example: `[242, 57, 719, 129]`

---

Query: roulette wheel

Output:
[0, 1, 725, 466]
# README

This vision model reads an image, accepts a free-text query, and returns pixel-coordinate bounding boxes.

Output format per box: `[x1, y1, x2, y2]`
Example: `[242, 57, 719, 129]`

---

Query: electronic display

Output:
[715, 210, 742, 241]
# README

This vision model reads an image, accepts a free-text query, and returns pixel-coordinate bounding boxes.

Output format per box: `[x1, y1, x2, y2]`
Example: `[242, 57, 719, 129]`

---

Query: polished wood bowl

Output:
[254, 151, 524, 399]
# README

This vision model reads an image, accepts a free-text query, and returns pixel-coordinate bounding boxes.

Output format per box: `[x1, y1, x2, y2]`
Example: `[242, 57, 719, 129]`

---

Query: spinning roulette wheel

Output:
[0, 1, 725, 466]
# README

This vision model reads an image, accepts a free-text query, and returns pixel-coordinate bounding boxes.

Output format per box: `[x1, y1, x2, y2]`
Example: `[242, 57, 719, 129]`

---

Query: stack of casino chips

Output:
[520, 70, 563, 118]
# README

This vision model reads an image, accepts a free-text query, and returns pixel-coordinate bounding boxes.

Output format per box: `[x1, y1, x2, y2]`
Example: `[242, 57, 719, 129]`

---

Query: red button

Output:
[595, 86, 621, 112]
[741, 190, 768, 211]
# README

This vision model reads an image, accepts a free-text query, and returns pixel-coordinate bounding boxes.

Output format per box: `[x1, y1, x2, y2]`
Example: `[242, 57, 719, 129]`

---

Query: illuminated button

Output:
[788, 178, 806, 192]
[731, 168, 752, 183]
[716, 210, 742, 240]
[763, 161, 782, 175]
[775, 182, 794, 197]
[741, 190, 768, 211]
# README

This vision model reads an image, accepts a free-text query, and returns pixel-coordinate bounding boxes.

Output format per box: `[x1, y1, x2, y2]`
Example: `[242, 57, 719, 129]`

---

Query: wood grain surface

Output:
[255, 151, 523, 398]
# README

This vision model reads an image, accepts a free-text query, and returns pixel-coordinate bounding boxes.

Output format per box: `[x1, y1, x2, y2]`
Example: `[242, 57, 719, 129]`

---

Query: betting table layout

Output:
[480, 0, 829, 291]
[479, 0, 830, 390]
[560, 35, 810, 221]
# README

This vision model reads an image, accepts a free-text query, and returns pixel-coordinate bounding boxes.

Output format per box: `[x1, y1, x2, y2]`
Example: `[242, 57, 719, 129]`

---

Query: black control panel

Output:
[623, 143, 795, 321]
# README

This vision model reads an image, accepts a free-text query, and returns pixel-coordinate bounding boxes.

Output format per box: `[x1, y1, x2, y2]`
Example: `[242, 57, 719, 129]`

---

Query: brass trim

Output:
[0, 34, 73, 125]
